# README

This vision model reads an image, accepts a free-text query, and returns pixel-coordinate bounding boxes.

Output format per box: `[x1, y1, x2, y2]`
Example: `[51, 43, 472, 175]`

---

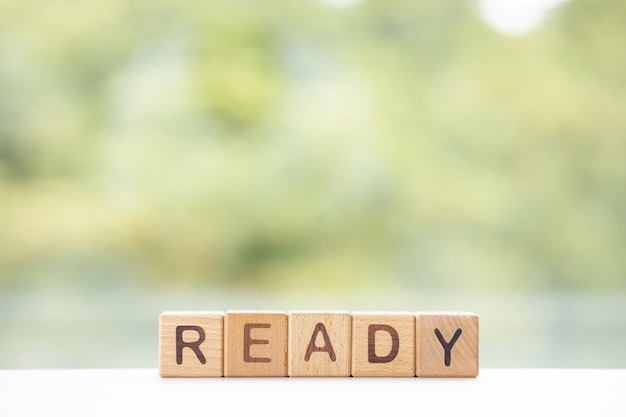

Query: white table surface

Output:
[1, 368, 624, 416]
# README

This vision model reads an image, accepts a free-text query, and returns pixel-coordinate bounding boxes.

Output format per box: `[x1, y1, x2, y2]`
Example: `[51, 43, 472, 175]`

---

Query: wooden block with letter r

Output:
[159, 311, 224, 377]
[351, 312, 415, 377]
[415, 312, 479, 378]
[288, 311, 351, 377]
[224, 311, 288, 377]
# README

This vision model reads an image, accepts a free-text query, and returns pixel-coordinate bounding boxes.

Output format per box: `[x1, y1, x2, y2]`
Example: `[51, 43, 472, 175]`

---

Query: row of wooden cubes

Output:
[159, 311, 478, 378]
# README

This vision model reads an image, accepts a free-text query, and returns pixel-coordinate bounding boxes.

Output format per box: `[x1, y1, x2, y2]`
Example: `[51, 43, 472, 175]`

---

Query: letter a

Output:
[304, 322, 337, 362]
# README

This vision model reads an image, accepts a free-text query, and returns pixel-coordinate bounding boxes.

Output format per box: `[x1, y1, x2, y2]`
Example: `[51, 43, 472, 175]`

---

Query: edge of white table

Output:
[1, 368, 624, 416]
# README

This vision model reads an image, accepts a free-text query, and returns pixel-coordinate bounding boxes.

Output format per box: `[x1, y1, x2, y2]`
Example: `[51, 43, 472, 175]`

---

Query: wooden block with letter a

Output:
[224, 311, 288, 377]
[351, 312, 415, 377]
[288, 311, 351, 377]
[159, 311, 224, 377]
[415, 312, 479, 378]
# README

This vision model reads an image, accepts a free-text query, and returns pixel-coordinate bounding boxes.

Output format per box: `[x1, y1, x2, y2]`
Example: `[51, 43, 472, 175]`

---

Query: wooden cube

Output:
[351, 312, 415, 377]
[224, 311, 288, 377]
[288, 311, 351, 377]
[159, 311, 223, 377]
[415, 312, 479, 378]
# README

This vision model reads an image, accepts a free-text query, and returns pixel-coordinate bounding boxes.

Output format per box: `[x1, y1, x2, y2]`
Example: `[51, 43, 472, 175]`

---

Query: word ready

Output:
[159, 311, 479, 378]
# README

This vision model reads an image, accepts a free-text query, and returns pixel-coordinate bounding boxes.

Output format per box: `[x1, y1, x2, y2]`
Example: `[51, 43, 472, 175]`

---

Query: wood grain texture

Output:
[415, 312, 479, 378]
[224, 311, 288, 377]
[288, 311, 351, 377]
[159, 311, 223, 377]
[351, 312, 415, 377]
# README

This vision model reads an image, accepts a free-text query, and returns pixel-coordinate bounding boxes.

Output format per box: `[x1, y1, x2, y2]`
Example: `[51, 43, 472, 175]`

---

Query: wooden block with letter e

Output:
[351, 312, 415, 377]
[224, 311, 288, 377]
[415, 312, 479, 378]
[159, 311, 224, 377]
[288, 311, 351, 377]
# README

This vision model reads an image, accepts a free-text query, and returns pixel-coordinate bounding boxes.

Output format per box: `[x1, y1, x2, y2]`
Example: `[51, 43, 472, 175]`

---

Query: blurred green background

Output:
[1, 0, 625, 369]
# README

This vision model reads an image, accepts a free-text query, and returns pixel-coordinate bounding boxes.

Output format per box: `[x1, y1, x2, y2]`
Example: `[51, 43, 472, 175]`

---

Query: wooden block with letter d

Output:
[288, 311, 351, 377]
[351, 312, 415, 377]
[415, 312, 479, 378]
[224, 311, 288, 377]
[159, 311, 224, 377]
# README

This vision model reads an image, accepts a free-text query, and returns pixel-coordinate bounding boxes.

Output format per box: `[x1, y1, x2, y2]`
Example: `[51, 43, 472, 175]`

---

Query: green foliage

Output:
[1, 0, 625, 292]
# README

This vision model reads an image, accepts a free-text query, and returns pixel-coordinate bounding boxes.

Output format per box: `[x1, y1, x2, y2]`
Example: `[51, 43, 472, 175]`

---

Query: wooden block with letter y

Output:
[224, 311, 288, 377]
[415, 312, 479, 377]
[351, 312, 415, 377]
[288, 311, 351, 377]
[159, 311, 224, 377]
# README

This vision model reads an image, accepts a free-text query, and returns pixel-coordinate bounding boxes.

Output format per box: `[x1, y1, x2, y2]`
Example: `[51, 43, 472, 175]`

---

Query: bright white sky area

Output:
[477, 0, 570, 35]
[320, 0, 571, 36]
